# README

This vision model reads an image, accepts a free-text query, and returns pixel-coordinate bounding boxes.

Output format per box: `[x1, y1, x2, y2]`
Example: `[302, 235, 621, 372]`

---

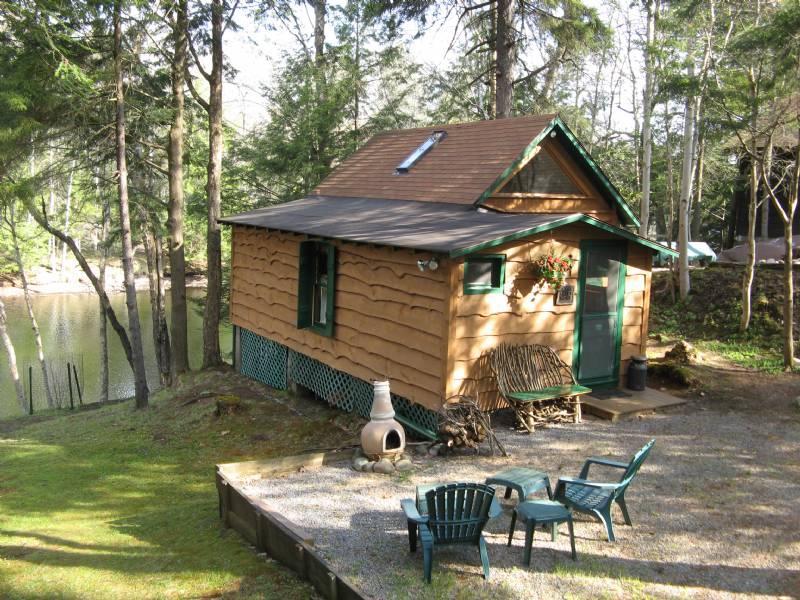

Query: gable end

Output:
[475, 117, 640, 228]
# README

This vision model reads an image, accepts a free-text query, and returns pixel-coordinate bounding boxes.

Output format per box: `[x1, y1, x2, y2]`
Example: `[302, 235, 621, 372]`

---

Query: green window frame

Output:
[297, 241, 335, 337]
[463, 254, 506, 295]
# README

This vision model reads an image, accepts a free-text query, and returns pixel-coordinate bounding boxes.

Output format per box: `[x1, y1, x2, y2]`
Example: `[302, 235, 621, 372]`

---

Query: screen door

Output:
[576, 243, 626, 384]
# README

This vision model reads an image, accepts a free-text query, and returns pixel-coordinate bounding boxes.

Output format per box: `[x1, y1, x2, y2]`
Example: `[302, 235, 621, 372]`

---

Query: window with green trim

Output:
[297, 241, 335, 336]
[463, 254, 506, 295]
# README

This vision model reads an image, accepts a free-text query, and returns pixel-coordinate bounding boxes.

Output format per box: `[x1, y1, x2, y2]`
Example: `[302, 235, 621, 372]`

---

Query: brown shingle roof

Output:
[220, 195, 673, 257]
[313, 114, 558, 204]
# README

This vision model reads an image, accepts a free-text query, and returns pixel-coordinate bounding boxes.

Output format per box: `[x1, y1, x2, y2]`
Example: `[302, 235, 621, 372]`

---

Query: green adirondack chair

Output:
[401, 483, 502, 583]
[554, 439, 655, 542]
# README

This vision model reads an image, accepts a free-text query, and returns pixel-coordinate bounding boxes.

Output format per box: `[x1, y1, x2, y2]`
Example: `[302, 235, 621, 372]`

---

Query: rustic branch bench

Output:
[489, 343, 591, 432]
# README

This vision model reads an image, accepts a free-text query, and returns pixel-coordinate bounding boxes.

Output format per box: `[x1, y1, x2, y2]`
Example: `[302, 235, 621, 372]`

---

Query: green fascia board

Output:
[473, 116, 640, 228]
[450, 213, 678, 258]
[473, 120, 558, 208]
[578, 215, 678, 256]
[451, 214, 585, 257]
[552, 117, 640, 228]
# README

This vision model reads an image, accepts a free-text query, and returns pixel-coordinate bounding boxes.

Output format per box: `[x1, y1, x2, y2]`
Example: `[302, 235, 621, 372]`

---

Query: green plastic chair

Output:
[554, 439, 655, 542]
[401, 483, 502, 583]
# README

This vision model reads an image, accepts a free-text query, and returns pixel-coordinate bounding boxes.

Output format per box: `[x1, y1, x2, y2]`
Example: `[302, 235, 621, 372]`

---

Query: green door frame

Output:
[571, 239, 628, 387]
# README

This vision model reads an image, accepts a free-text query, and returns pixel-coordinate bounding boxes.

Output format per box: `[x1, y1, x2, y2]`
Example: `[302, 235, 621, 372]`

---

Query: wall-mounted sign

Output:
[555, 284, 574, 306]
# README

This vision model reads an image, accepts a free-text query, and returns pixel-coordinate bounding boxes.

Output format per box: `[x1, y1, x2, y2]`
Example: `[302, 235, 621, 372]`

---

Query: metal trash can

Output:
[627, 355, 647, 391]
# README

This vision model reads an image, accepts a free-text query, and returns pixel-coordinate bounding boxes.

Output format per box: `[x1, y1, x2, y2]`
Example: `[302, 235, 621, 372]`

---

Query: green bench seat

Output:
[507, 384, 592, 404]
[490, 344, 591, 432]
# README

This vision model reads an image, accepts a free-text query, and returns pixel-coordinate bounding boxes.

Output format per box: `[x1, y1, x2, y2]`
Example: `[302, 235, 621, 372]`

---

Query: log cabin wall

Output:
[230, 225, 450, 411]
[480, 139, 621, 226]
[446, 222, 651, 411]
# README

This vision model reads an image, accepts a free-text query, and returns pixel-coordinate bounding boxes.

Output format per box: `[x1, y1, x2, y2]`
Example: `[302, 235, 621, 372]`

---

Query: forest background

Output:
[0, 0, 798, 415]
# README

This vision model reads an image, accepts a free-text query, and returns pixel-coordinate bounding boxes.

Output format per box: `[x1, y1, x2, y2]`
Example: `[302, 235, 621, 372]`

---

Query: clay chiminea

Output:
[360, 380, 406, 460]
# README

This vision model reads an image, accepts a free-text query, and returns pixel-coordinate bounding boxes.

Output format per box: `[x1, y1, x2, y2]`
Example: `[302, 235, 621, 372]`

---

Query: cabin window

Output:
[463, 255, 505, 295]
[500, 150, 582, 195]
[297, 241, 335, 336]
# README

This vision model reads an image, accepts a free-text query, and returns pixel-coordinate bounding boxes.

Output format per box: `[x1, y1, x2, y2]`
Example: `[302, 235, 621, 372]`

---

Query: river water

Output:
[0, 288, 231, 417]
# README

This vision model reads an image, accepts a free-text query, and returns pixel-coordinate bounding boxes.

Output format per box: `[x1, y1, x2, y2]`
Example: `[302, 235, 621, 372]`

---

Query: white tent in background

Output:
[655, 241, 717, 266]
[717, 236, 800, 264]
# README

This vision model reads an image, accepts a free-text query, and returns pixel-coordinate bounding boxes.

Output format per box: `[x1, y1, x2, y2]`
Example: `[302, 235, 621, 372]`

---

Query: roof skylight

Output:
[395, 131, 447, 174]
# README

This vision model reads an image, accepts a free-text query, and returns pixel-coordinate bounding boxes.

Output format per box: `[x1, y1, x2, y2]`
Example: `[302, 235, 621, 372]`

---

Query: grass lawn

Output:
[0, 368, 361, 599]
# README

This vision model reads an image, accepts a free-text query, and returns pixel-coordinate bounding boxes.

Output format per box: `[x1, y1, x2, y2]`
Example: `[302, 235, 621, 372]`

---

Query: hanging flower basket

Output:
[533, 254, 574, 290]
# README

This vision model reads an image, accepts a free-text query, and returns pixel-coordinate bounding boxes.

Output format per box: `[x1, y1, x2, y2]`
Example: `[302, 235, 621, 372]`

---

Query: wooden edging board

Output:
[216, 451, 367, 600]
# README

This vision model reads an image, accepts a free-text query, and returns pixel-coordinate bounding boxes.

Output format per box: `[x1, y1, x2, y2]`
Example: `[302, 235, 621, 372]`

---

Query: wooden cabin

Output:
[222, 115, 675, 438]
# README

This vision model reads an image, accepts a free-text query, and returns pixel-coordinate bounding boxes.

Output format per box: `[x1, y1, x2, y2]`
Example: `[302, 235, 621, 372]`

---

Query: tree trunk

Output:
[0, 298, 26, 413]
[114, 1, 149, 407]
[98, 172, 110, 403]
[540, 48, 565, 107]
[763, 132, 799, 369]
[28, 201, 138, 386]
[690, 128, 706, 241]
[639, 0, 656, 238]
[665, 104, 677, 303]
[141, 208, 172, 386]
[9, 206, 54, 408]
[61, 162, 74, 272]
[740, 157, 758, 332]
[202, 0, 224, 368]
[167, 0, 189, 376]
[487, 1, 497, 119]
[47, 146, 56, 271]
[311, 0, 331, 167]
[313, 0, 325, 62]
[759, 138, 773, 239]
[495, 0, 516, 119]
[678, 84, 697, 300]
[740, 61, 761, 333]
[353, 9, 361, 140]
[781, 218, 794, 369]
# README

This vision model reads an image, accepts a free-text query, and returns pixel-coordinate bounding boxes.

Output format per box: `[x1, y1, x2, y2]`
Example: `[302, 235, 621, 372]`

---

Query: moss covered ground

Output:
[650, 265, 798, 371]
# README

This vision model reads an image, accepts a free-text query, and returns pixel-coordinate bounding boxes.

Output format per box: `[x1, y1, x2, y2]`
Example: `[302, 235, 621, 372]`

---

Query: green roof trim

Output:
[553, 117, 640, 227]
[474, 116, 640, 228]
[473, 121, 557, 208]
[449, 213, 677, 258]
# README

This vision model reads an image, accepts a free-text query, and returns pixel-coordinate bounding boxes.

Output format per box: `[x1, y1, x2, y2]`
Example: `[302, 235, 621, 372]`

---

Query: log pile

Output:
[512, 397, 579, 432]
[438, 397, 507, 456]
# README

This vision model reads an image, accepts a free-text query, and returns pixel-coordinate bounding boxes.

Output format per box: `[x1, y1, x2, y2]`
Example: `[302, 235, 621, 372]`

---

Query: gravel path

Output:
[242, 393, 800, 599]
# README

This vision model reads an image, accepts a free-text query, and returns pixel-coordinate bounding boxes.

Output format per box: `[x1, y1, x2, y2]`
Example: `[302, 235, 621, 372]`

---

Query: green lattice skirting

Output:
[240, 328, 288, 390]
[237, 327, 439, 440]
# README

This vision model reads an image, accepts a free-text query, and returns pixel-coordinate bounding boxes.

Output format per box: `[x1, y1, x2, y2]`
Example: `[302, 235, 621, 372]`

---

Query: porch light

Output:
[417, 258, 439, 272]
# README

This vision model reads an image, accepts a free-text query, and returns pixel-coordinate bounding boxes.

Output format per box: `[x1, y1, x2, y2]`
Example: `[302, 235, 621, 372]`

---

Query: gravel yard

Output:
[241, 380, 800, 599]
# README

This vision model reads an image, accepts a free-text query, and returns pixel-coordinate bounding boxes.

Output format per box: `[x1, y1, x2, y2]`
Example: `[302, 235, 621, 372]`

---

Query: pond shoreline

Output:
[0, 269, 207, 297]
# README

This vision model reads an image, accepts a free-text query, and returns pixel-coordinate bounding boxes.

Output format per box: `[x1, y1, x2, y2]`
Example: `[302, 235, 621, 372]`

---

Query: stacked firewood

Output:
[438, 397, 507, 456]
[523, 398, 575, 425]
[514, 397, 577, 431]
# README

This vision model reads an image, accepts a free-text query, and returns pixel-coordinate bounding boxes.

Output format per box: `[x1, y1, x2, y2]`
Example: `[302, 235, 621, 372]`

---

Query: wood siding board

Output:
[443, 260, 460, 401]
[231, 226, 447, 411]
[447, 225, 653, 408]
[483, 195, 619, 220]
